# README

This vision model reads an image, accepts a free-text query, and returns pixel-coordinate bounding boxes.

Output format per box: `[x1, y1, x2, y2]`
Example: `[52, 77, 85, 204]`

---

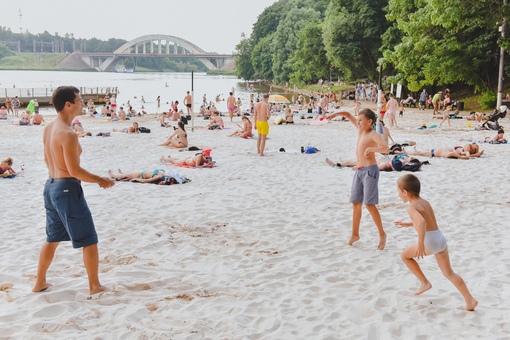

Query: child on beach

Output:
[327, 109, 389, 249]
[394, 174, 478, 311]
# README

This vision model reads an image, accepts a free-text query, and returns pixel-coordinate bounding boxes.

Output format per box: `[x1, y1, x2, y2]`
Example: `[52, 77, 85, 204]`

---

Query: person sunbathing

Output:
[228, 116, 253, 138]
[206, 111, 224, 130]
[113, 122, 139, 134]
[462, 142, 484, 157]
[108, 168, 180, 185]
[405, 145, 471, 159]
[326, 153, 422, 172]
[160, 121, 188, 148]
[1, 157, 18, 177]
[160, 153, 214, 168]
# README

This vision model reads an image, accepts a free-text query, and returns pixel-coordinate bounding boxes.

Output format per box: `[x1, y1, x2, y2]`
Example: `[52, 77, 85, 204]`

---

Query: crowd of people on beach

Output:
[6, 81, 502, 313]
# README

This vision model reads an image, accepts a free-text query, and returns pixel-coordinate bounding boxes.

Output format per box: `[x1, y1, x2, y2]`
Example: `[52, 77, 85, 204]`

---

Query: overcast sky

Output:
[2, 0, 278, 54]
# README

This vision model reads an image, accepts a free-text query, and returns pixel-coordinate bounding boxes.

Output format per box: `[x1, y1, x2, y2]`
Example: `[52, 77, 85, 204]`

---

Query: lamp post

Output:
[497, 0, 507, 110]
[376, 58, 383, 134]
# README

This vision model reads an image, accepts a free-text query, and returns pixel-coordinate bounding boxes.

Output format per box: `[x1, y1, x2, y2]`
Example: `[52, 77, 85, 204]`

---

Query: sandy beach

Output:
[1, 104, 509, 339]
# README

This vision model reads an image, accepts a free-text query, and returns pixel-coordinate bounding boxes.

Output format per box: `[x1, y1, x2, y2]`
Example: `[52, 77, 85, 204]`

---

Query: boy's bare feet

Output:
[415, 281, 432, 295]
[377, 233, 387, 250]
[347, 235, 360, 246]
[32, 282, 51, 292]
[89, 285, 108, 295]
[465, 298, 478, 311]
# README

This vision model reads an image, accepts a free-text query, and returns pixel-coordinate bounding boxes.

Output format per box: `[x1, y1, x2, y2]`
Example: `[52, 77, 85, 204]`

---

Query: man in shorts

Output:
[254, 93, 271, 156]
[32, 86, 115, 295]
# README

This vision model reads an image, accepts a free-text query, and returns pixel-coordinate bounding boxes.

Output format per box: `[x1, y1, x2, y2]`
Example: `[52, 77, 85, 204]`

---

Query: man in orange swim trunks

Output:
[254, 93, 271, 156]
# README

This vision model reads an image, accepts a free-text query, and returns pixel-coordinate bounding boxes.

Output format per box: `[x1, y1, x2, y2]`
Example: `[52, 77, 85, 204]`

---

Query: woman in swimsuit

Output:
[160, 121, 188, 148]
[228, 116, 253, 138]
[1, 157, 18, 177]
[160, 153, 214, 168]
[108, 168, 166, 182]
[405, 145, 471, 159]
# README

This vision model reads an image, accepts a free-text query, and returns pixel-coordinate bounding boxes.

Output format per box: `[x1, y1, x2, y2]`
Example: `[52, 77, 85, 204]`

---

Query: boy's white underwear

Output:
[424, 230, 447, 254]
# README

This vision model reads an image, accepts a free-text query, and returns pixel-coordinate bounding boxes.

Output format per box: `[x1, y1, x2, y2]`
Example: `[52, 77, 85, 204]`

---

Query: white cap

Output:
[500, 105, 508, 112]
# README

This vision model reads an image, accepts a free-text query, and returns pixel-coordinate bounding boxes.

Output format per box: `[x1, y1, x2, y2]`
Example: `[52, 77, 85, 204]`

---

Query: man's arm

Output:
[61, 131, 114, 188]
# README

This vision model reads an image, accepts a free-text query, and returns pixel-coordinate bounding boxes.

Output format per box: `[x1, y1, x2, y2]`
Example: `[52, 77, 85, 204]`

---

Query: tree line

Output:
[235, 0, 508, 94]
[0, 27, 207, 72]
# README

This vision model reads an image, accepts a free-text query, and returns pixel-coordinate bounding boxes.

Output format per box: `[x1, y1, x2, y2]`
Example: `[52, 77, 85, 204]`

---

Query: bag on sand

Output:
[401, 159, 422, 172]
[138, 127, 151, 133]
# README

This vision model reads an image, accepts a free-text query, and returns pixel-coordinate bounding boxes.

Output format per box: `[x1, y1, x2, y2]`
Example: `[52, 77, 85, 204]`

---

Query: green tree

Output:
[272, 6, 320, 83]
[323, 0, 389, 81]
[234, 33, 255, 80]
[289, 22, 330, 85]
[383, 0, 501, 92]
[0, 44, 15, 59]
[251, 0, 290, 46]
[251, 34, 275, 80]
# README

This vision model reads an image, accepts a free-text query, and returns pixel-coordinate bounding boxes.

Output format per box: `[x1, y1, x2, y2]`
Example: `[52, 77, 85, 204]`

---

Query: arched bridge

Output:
[69, 34, 233, 71]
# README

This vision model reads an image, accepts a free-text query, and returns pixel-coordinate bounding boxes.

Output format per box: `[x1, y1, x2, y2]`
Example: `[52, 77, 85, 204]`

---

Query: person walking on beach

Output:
[327, 109, 389, 249]
[394, 174, 478, 311]
[227, 92, 236, 122]
[254, 93, 271, 156]
[32, 86, 115, 295]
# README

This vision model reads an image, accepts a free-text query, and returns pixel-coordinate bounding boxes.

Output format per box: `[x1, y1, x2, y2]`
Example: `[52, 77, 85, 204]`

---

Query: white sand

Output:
[1, 106, 509, 339]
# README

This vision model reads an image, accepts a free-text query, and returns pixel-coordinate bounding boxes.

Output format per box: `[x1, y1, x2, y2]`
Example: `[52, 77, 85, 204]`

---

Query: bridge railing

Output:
[2, 87, 118, 106]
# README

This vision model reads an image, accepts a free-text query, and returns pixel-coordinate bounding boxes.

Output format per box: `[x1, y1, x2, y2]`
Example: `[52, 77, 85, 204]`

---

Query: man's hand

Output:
[98, 177, 115, 188]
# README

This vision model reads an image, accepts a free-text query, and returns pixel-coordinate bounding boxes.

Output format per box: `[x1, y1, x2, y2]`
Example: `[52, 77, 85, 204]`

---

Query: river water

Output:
[0, 70, 274, 114]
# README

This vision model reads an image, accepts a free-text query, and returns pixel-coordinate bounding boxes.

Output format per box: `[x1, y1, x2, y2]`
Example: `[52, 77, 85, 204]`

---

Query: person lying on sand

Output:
[206, 111, 224, 130]
[160, 153, 214, 168]
[405, 145, 472, 159]
[326, 153, 425, 172]
[108, 169, 187, 185]
[460, 129, 506, 144]
[113, 122, 139, 134]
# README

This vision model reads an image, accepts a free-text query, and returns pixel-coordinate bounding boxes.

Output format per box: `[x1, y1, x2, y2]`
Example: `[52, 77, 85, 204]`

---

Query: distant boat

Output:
[114, 67, 134, 73]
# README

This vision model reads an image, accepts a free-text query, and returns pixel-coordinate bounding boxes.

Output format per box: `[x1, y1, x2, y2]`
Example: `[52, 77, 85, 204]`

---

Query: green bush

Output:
[478, 91, 497, 109]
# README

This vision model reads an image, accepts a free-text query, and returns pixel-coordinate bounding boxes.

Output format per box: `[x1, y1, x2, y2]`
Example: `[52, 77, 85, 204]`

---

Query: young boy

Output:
[394, 174, 478, 311]
[327, 109, 389, 249]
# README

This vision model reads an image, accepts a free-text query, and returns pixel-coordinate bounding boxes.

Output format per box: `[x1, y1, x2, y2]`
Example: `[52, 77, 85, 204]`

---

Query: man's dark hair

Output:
[52, 86, 80, 112]
[263, 94, 270, 99]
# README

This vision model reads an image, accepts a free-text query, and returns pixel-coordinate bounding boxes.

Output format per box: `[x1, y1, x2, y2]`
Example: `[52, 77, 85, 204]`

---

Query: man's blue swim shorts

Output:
[43, 178, 98, 248]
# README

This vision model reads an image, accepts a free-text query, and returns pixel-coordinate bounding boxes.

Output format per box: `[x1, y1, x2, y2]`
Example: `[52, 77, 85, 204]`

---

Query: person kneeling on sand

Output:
[160, 121, 188, 148]
[113, 122, 139, 134]
[160, 153, 214, 168]
[394, 174, 477, 311]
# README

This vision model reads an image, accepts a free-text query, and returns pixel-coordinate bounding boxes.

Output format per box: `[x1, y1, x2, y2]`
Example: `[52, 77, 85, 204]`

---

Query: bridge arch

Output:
[99, 34, 217, 71]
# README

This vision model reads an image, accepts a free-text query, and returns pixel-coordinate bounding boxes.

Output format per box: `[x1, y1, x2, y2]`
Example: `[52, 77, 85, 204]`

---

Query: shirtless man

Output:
[226, 92, 236, 123]
[206, 111, 224, 129]
[254, 93, 271, 156]
[33, 86, 114, 295]
[13, 110, 31, 125]
[5, 96, 13, 115]
[318, 94, 329, 117]
[183, 91, 192, 115]
[32, 110, 45, 125]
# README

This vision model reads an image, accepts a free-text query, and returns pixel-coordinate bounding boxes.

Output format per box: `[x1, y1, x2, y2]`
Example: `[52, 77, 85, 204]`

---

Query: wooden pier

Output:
[1, 87, 119, 107]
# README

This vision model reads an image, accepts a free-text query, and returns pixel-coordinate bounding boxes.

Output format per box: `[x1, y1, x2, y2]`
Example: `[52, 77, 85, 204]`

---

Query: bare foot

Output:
[108, 169, 114, 178]
[347, 235, 360, 246]
[89, 285, 108, 295]
[465, 298, 478, 311]
[377, 233, 387, 250]
[32, 282, 51, 292]
[414, 281, 432, 295]
[118, 169, 123, 174]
